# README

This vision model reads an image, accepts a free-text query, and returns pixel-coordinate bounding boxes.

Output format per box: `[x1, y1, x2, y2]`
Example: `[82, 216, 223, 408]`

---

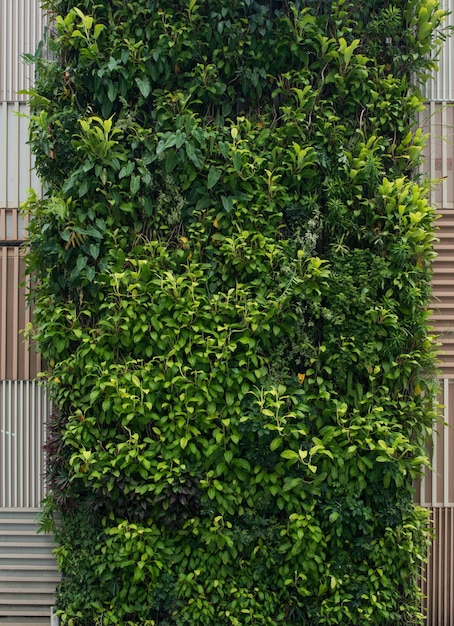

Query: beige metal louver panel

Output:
[416, 382, 454, 624]
[0, 208, 28, 241]
[0, 101, 42, 210]
[422, 507, 454, 626]
[417, 379, 454, 507]
[431, 211, 454, 376]
[0, 246, 40, 380]
[0, 0, 46, 101]
[420, 102, 454, 210]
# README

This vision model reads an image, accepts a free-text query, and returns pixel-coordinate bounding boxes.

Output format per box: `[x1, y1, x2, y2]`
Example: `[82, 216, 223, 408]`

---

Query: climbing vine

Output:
[25, 0, 445, 624]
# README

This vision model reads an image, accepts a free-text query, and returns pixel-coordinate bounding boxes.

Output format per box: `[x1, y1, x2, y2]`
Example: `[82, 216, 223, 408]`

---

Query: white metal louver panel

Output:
[0, 101, 42, 211]
[0, 380, 49, 508]
[422, 0, 454, 102]
[0, 0, 46, 101]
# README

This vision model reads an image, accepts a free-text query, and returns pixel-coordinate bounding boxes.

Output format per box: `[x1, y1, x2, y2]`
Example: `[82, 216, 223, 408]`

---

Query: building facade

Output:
[415, 3, 454, 623]
[0, 1, 57, 624]
[0, 1, 453, 623]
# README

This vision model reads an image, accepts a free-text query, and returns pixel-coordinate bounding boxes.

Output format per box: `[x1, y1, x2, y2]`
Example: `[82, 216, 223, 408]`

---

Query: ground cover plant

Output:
[25, 0, 445, 623]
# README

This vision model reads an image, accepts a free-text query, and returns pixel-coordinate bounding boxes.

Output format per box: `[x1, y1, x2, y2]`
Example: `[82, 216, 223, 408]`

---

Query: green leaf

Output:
[107, 81, 118, 103]
[135, 77, 151, 98]
[185, 141, 204, 168]
[89, 243, 99, 259]
[225, 391, 234, 406]
[164, 150, 179, 174]
[76, 255, 87, 272]
[283, 477, 303, 491]
[130, 174, 140, 196]
[219, 141, 230, 158]
[270, 437, 283, 451]
[78, 179, 89, 197]
[232, 151, 242, 172]
[207, 166, 222, 190]
[221, 195, 233, 214]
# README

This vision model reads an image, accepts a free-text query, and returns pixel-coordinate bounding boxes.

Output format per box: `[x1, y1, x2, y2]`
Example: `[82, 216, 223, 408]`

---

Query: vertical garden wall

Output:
[25, 0, 444, 624]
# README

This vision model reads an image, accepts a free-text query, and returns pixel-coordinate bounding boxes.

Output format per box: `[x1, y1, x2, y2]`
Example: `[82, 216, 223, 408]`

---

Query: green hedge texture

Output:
[25, 0, 444, 624]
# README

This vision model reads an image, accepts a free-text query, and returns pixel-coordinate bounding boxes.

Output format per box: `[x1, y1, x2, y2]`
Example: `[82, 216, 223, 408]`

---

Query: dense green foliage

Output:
[25, 0, 444, 623]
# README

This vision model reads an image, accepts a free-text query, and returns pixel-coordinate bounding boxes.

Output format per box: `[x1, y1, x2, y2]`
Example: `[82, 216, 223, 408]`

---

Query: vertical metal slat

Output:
[0, 0, 46, 101]
[0, 380, 50, 508]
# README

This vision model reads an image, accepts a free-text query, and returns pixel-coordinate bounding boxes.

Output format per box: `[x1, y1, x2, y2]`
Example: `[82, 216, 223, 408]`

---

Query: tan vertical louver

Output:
[416, 379, 454, 508]
[422, 507, 454, 626]
[414, 379, 454, 625]
[0, 246, 40, 381]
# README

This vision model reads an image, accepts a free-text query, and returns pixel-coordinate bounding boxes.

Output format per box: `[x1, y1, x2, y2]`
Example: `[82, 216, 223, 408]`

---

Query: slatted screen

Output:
[419, 104, 454, 376]
[0, 101, 42, 211]
[416, 379, 454, 508]
[420, 6, 454, 618]
[423, 0, 454, 103]
[0, 0, 49, 516]
[413, 379, 454, 625]
[0, 379, 48, 507]
[0, 246, 40, 380]
[421, 507, 454, 626]
[0, 0, 47, 101]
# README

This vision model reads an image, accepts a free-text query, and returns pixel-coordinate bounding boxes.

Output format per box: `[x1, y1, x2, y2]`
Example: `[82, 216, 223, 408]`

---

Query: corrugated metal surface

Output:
[422, 507, 454, 626]
[0, 246, 40, 380]
[0, 381, 48, 508]
[0, 101, 42, 210]
[423, 0, 454, 102]
[416, 379, 454, 508]
[418, 103, 454, 376]
[420, 102, 454, 210]
[422, 13, 454, 612]
[0, 208, 28, 241]
[431, 211, 454, 376]
[0, 0, 46, 101]
[0, 509, 58, 624]
[416, 381, 454, 625]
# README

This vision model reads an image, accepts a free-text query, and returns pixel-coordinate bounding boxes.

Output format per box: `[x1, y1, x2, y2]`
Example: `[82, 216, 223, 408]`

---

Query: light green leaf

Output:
[281, 449, 299, 460]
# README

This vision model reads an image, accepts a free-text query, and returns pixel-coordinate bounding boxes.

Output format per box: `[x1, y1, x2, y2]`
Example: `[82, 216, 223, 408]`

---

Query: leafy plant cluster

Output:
[25, 0, 445, 624]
